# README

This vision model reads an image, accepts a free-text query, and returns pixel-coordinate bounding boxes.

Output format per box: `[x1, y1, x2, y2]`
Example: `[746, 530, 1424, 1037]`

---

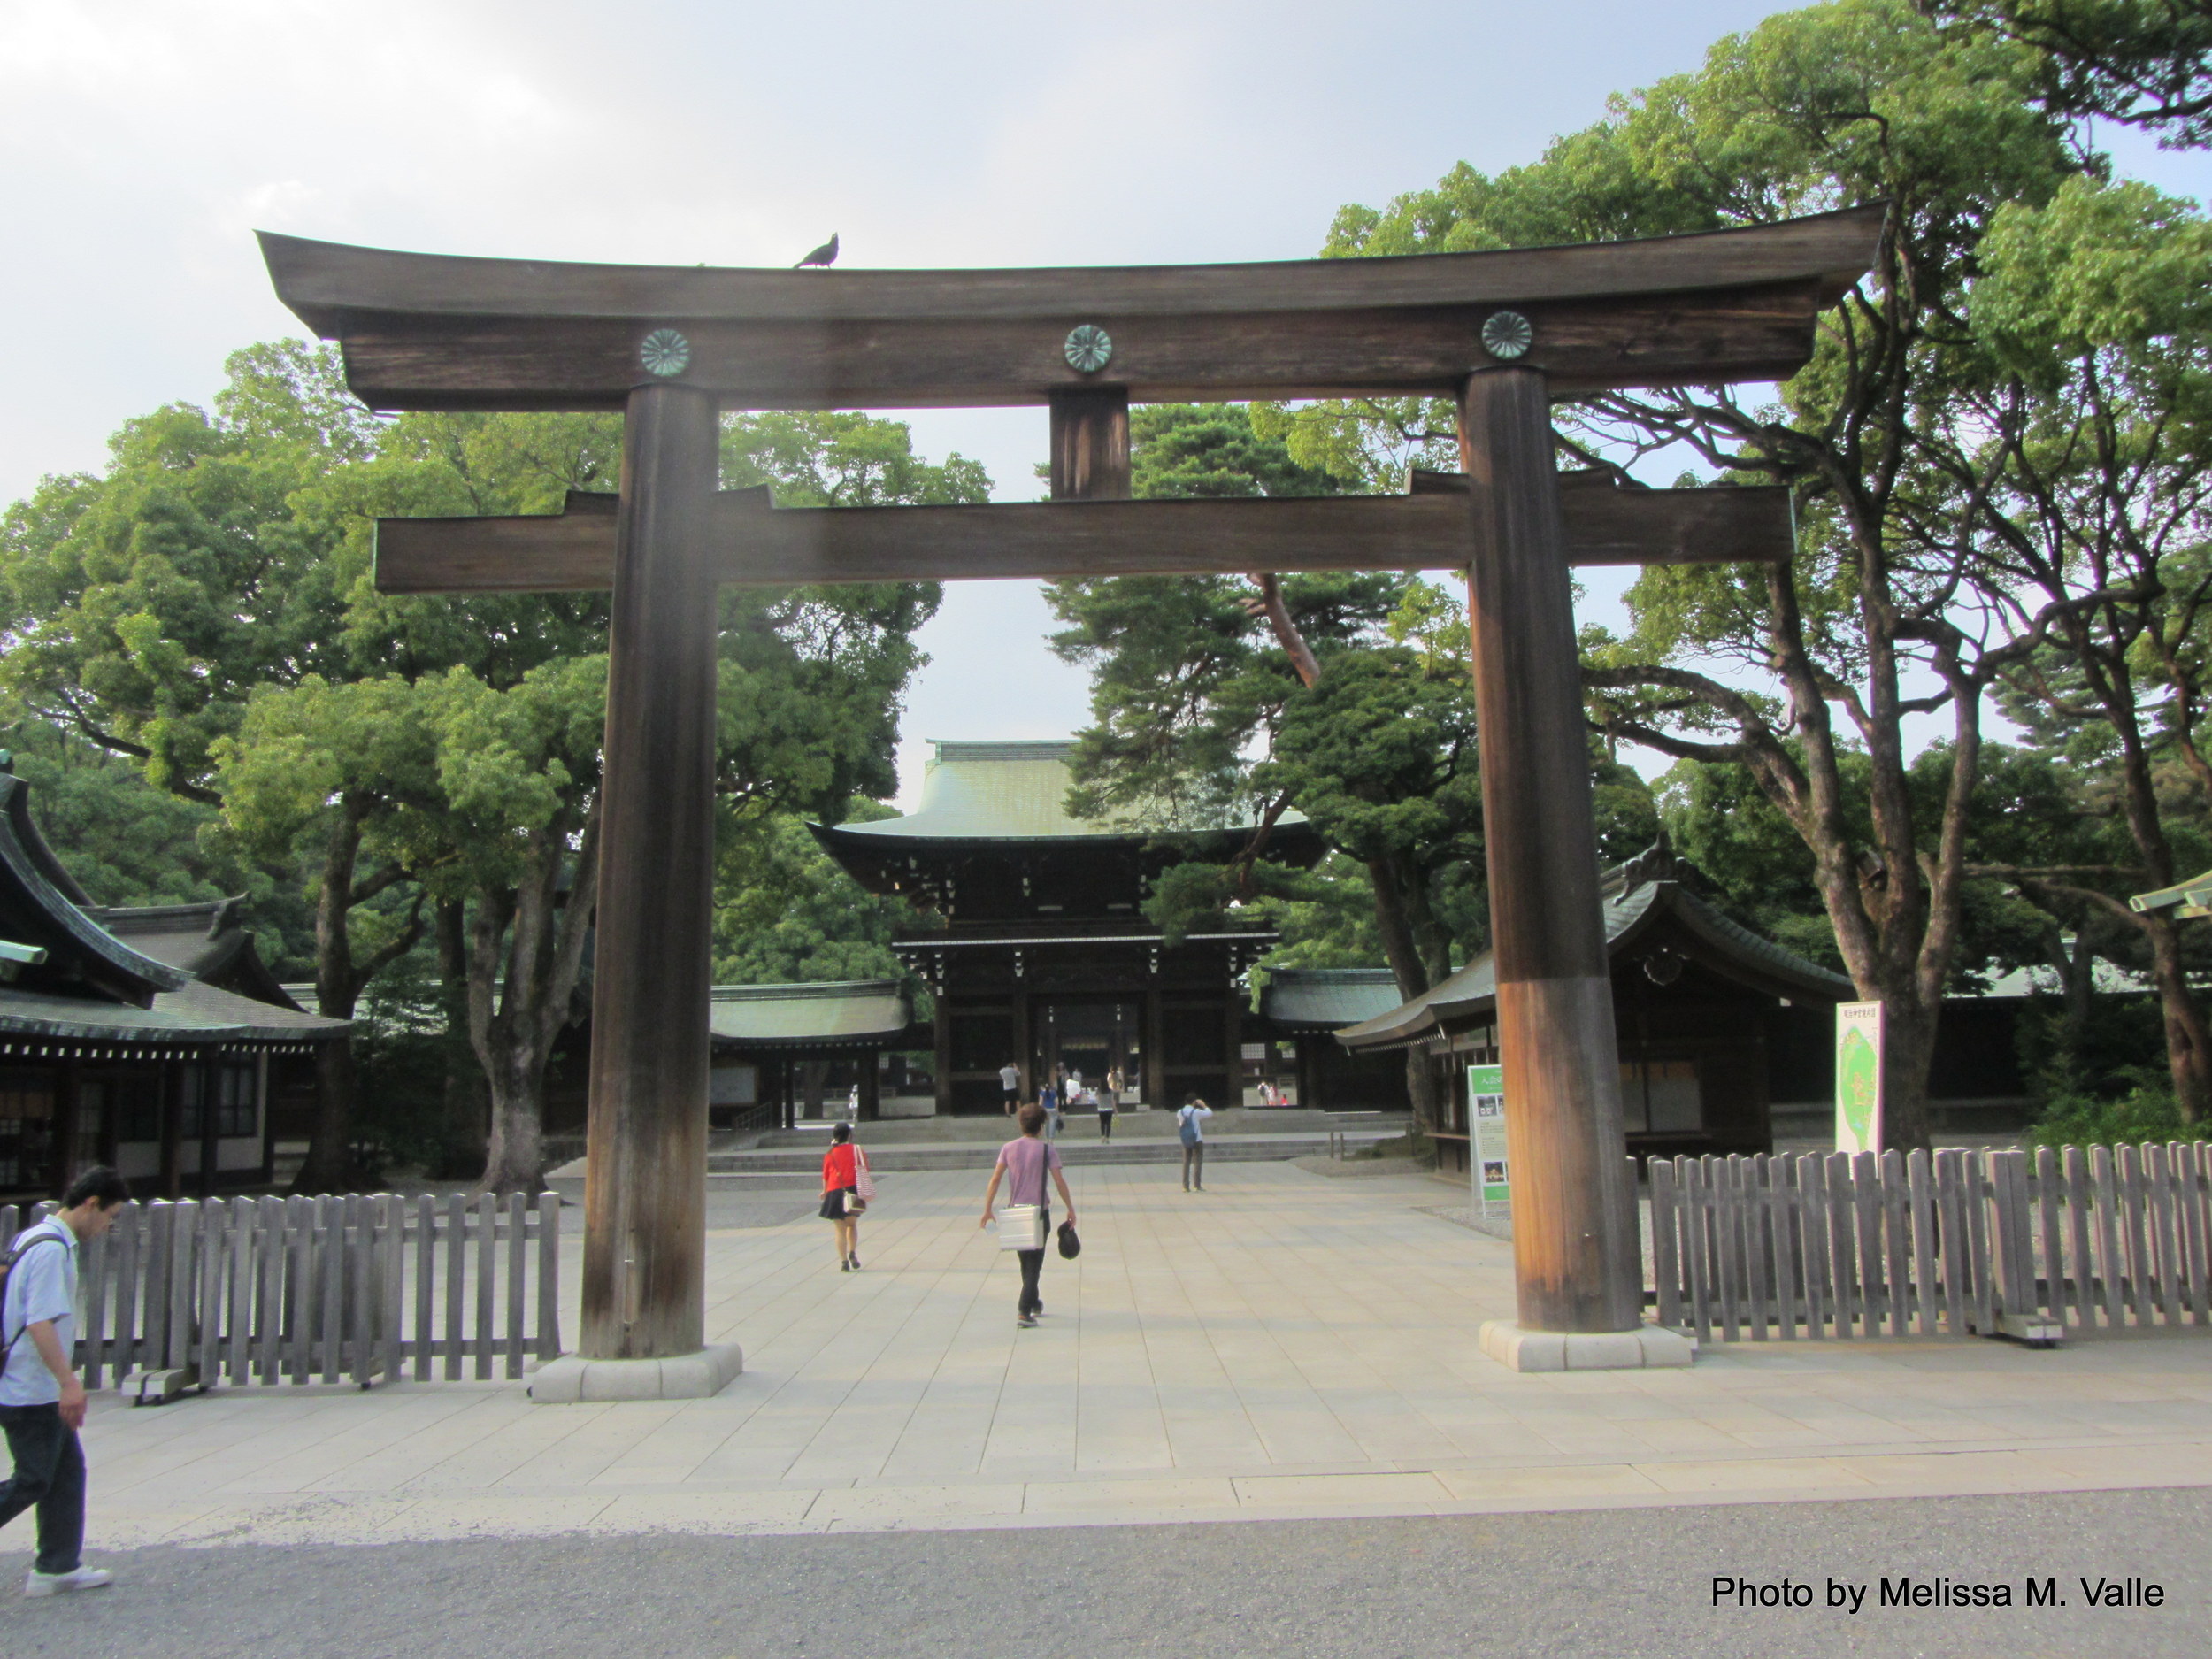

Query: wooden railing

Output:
[1647, 1144, 2212, 1348]
[0, 1192, 562, 1394]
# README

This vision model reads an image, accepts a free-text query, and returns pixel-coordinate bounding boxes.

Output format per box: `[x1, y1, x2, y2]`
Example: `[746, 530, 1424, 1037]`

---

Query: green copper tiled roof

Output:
[1260, 968, 1405, 1031]
[826, 740, 1300, 842]
[1336, 845, 1854, 1052]
[0, 979, 348, 1048]
[709, 980, 911, 1048]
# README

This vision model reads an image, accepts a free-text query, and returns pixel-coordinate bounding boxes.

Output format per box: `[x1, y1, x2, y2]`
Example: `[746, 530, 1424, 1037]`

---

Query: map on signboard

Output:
[1838, 1027, 1878, 1142]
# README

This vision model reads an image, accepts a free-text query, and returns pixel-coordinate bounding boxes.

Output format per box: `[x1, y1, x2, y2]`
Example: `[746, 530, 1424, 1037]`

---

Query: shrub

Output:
[2024, 1067, 2191, 1151]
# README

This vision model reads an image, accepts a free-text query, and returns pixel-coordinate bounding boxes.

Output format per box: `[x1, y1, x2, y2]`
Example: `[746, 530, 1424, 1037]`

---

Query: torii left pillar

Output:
[531, 381, 742, 1402]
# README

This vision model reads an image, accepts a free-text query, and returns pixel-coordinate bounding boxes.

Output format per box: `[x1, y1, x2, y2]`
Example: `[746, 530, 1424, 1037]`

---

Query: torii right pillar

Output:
[1457, 365, 1692, 1371]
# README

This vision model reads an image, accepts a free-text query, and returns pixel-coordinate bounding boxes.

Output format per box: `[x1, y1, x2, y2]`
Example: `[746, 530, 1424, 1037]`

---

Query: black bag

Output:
[1056, 1219, 1081, 1260]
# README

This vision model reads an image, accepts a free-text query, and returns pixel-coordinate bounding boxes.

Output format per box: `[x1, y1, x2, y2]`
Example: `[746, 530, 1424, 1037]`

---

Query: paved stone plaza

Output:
[67, 1163, 2212, 1548]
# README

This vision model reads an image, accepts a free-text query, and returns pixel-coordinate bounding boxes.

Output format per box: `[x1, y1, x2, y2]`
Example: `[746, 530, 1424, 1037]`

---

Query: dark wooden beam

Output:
[1458, 366, 1643, 1336]
[580, 382, 719, 1363]
[373, 479, 1792, 595]
[1049, 388, 1130, 500]
[263, 208, 1879, 327]
[258, 207, 1885, 411]
[314, 281, 1834, 411]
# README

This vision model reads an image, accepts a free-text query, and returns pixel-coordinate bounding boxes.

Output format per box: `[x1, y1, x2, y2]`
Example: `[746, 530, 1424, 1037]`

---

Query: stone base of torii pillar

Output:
[1480, 1322, 1694, 1372]
[528, 1343, 745, 1403]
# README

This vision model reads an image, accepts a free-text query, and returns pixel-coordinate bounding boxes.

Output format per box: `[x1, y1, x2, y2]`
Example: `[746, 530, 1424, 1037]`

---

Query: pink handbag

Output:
[853, 1148, 877, 1204]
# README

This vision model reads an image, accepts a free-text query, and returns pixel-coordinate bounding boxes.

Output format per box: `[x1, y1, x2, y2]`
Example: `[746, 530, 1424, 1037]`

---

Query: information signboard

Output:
[1467, 1063, 1509, 1215]
[1835, 1001, 1885, 1154]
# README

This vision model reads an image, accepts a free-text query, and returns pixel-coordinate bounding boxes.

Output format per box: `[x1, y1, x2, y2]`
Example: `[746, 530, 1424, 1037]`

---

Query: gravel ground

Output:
[0, 1486, 2201, 1658]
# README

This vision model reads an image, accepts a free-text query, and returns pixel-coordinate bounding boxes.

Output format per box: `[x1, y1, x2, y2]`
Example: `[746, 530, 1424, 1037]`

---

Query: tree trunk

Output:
[476, 804, 603, 1193]
[295, 810, 368, 1194]
[434, 897, 487, 1177]
[1879, 994, 1942, 1156]
[2141, 911, 2211, 1123]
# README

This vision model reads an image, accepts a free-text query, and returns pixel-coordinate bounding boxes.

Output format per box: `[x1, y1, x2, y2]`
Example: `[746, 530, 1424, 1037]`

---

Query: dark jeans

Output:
[1182, 1142, 1205, 1189]
[1017, 1206, 1050, 1317]
[1098, 1110, 1114, 1141]
[0, 1402, 85, 1574]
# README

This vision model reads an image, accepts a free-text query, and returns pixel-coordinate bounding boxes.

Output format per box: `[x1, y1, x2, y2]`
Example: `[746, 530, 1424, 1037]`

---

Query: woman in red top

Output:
[819, 1121, 868, 1271]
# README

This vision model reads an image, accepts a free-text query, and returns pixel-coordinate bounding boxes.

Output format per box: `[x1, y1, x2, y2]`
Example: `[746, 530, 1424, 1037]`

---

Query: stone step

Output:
[707, 1130, 1402, 1174]
[749, 1107, 1407, 1148]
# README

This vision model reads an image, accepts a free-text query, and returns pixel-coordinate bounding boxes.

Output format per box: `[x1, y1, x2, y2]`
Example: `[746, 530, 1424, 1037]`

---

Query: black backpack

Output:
[0, 1230, 64, 1381]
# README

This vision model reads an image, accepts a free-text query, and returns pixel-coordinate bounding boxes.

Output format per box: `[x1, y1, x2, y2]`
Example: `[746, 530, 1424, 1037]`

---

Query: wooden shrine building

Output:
[706, 979, 925, 1128]
[814, 741, 1316, 1115]
[1251, 969, 1415, 1110]
[0, 772, 349, 1203]
[1337, 842, 1852, 1171]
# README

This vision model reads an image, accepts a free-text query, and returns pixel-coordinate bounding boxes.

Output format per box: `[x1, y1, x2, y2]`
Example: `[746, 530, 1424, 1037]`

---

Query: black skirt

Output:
[819, 1186, 857, 1220]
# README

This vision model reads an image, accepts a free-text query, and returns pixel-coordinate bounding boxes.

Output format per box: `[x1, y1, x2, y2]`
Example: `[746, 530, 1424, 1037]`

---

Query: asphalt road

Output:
[0, 1486, 2202, 1659]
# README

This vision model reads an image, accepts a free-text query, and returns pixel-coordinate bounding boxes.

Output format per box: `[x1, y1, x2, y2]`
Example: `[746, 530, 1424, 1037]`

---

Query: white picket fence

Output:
[1648, 1143, 2212, 1347]
[0, 1193, 562, 1391]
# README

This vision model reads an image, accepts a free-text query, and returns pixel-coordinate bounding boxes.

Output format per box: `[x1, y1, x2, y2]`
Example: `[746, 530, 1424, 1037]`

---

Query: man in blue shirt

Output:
[1, 1166, 129, 1598]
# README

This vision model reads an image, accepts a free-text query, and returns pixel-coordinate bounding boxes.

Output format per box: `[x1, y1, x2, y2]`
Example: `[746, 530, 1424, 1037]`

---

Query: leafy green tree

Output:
[1947, 173, 2212, 1115]
[0, 343, 433, 1187]
[713, 808, 936, 987]
[1928, 0, 2212, 145]
[1301, 0, 2113, 1148]
[225, 405, 964, 1190]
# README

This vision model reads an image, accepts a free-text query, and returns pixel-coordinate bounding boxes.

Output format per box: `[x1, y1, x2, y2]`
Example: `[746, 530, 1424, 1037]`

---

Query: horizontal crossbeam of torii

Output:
[371, 474, 1793, 594]
[264, 204, 1882, 1387]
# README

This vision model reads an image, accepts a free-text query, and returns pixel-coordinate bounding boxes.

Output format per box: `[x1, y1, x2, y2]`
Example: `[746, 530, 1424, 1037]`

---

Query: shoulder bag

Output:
[997, 1202, 1045, 1252]
[852, 1148, 877, 1204]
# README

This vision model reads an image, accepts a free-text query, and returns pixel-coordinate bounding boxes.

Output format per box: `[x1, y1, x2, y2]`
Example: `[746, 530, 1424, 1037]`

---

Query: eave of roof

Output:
[0, 777, 186, 1001]
[1260, 968, 1406, 1031]
[0, 979, 349, 1047]
[1336, 878, 1853, 1052]
[708, 980, 911, 1048]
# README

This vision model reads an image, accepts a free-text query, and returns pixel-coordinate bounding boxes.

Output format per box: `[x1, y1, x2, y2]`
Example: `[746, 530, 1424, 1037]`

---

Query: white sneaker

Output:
[25, 1565, 112, 1597]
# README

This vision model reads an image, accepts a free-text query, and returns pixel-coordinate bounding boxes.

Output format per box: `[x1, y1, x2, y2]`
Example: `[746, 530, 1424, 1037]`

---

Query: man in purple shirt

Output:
[980, 1102, 1078, 1327]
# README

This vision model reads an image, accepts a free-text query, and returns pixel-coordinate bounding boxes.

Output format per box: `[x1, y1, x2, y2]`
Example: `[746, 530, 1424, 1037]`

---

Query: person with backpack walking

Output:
[979, 1102, 1077, 1327]
[1177, 1095, 1213, 1192]
[1, 1165, 129, 1598]
[819, 1122, 873, 1271]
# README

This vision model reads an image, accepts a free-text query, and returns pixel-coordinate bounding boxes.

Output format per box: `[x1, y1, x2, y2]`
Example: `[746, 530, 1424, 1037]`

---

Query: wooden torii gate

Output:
[262, 206, 1880, 1388]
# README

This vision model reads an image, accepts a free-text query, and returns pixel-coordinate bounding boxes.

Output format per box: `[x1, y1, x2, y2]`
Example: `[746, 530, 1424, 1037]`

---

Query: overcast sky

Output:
[4, 1, 2205, 804]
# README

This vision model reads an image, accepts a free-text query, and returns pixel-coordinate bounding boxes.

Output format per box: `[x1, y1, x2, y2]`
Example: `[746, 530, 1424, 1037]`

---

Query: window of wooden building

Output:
[1619, 1058, 1702, 1134]
[0, 1072, 56, 1193]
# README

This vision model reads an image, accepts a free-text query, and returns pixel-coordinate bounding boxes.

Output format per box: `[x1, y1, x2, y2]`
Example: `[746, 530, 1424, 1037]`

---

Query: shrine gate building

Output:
[813, 741, 1317, 1115]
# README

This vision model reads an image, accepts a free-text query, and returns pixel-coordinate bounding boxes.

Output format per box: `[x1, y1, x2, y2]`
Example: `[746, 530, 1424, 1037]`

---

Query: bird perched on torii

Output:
[795, 234, 840, 269]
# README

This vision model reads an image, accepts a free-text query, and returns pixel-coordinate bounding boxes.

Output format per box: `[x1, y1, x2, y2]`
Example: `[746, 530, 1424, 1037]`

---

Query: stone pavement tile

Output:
[1024, 1476, 1240, 1512]
[1232, 1471, 1450, 1509]
[388, 1402, 609, 1492]
[87, 1506, 220, 1549]
[1636, 1455, 1875, 1494]
[489, 1402, 687, 1487]
[1434, 1462, 1666, 1503]
[377, 1494, 618, 1540]
[1615, 1418, 1752, 1455]
[1840, 1449, 2052, 1492]
[147, 1496, 419, 1547]
[2010, 1440, 2212, 1486]
[811, 1483, 1025, 1524]
[584, 1418, 749, 1486]
[588, 1489, 825, 1533]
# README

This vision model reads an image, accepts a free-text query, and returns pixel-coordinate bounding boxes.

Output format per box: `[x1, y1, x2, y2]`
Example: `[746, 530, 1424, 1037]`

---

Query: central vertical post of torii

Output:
[1458, 367, 1675, 1369]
